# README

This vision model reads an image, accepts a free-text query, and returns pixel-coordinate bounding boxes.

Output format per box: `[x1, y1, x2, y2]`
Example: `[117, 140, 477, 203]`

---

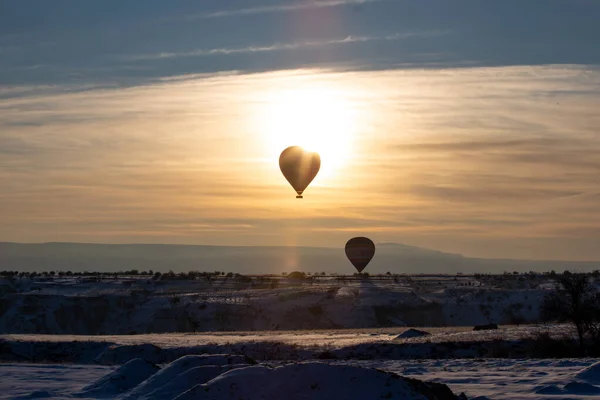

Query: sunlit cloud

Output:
[1, 65, 599, 260]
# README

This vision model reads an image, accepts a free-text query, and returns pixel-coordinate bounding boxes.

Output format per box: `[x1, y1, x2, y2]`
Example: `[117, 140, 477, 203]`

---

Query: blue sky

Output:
[1, 0, 600, 261]
[2, 0, 600, 86]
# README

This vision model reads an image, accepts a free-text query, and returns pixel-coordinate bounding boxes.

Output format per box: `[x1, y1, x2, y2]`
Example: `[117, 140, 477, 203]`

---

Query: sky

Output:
[1, 0, 599, 261]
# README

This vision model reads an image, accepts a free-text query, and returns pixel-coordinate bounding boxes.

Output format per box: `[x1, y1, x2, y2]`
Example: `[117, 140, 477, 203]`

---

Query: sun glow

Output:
[260, 85, 358, 182]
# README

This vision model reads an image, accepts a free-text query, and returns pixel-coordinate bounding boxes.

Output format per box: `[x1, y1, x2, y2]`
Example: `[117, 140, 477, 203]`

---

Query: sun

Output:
[260, 85, 357, 182]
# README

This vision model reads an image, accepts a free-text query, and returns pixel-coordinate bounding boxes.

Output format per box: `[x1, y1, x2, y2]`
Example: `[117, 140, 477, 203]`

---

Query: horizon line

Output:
[2, 241, 600, 264]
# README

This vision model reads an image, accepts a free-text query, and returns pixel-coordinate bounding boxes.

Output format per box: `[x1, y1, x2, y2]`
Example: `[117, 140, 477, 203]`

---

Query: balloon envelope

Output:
[345, 237, 375, 273]
[279, 146, 321, 198]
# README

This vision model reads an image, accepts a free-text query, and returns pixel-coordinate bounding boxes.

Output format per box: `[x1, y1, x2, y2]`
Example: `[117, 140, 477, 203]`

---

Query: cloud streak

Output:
[403, 136, 600, 172]
[125, 31, 447, 61]
[190, 0, 385, 19]
[2, 0, 599, 88]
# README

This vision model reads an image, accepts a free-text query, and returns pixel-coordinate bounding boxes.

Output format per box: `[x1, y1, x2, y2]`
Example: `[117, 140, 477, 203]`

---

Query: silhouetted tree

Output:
[541, 272, 600, 354]
[187, 271, 198, 280]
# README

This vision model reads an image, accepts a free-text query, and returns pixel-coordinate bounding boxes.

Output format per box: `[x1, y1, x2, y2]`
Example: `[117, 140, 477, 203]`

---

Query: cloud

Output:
[411, 184, 582, 203]
[125, 31, 448, 61]
[188, 0, 385, 19]
[1, 65, 600, 260]
[2, 0, 600, 88]
[403, 136, 600, 172]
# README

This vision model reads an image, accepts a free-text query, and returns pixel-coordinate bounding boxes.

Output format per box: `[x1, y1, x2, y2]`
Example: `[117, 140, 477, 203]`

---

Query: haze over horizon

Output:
[2, 241, 599, 275]
[1, 240, 598, 263]
[1, 1, 599, 263]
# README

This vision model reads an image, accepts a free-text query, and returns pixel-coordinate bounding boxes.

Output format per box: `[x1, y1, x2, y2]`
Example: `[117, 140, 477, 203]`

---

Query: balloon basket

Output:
[296, 195, 303, 199]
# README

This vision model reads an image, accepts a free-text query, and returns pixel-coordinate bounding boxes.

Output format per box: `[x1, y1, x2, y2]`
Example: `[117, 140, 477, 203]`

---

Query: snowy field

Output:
[1, 275, 551, 334]
[2, 357, 600, 399]
[1, 276, 595, 399]
[0, 325, 593, 399]
[0, 323, 575, 349]
[0, 324, 577, 365]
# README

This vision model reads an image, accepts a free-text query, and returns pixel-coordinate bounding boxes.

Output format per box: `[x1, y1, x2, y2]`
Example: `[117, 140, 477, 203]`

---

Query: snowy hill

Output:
[0, 357, 463, 400]
[1, 242, 598, 275]
[0, 326, 591, 399]
[0, 278, 547, 334]
[5, 355, 600, 400]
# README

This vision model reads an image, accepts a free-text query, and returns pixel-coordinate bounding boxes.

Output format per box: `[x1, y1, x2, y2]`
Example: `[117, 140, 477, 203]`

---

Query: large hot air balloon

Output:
[345, 237, 375, 273]
[279, 146, 321, 199]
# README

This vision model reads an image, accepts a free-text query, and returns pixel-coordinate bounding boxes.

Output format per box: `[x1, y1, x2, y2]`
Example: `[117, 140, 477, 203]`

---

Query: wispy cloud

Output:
[188, 0, 385, 19]
[2, 0, 599, 88]
[125, 31, 448, 61]
[403, 137, 600, 172]
[1, 65, 599, 260]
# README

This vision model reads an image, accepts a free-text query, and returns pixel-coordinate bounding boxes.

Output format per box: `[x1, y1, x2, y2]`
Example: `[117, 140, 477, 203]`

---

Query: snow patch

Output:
[573, 360, 600, 384]
[76, 358, 159, 397]
[564, 381, 600, 394]
[172, 362, 458, 400]
[121, 354, 249, 399]
[396, 328, 431, 339]
[95, 343, 163, 365]
[11, 391, 56, 399]
[132, 365, 246, 400]
[535, 384, 563, 394]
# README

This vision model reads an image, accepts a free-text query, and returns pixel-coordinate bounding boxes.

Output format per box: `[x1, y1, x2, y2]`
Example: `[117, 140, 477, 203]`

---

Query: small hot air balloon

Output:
[279, 146, 321, 199]
[345, 237, 375, 273]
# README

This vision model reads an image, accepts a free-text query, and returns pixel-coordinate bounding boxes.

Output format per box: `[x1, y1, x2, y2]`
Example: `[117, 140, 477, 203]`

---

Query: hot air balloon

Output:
[279, 146, 321, 199]
[345, 237, 375, 273]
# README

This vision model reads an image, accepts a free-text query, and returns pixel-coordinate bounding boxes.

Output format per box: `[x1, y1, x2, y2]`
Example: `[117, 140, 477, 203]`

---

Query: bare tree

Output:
[541, 272, 600, 354]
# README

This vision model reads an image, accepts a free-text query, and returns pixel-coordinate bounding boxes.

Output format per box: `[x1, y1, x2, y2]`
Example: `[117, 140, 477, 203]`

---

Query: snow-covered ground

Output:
[1, 276, 590, 398]
[1, 323, 574, 349]
[2, 357, 600, 399]
[341, 358, 600, 400]
[0, 277, 550, 334]
[0, 325, 595, 399]
[0, 324, 576, 364]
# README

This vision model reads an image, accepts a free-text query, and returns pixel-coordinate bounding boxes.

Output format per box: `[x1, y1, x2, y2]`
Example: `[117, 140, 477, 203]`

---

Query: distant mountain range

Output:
[0, 242, 598, 275]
